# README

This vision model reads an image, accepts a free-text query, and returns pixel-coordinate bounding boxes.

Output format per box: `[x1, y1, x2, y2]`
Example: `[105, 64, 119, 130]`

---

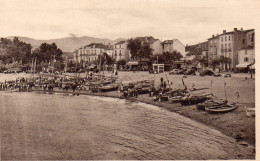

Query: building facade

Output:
[207, 28, 255, 70]
[161, 39, 185, 57]
[237, 48, 255, 68]
[114, 41, 130, 62]
[74, 43, 113, 64]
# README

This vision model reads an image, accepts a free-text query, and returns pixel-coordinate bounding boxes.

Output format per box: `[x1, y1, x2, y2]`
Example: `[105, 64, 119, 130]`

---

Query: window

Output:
[225, 36, 227, 41]
[252, 33, 254, 42]
[120, 45, 121, 48]
[221, 44, 223, 49]
[244, 57, 248, 62]
[225, 44, 227, 49]
[229, 36, 231, 41]
[228, 43, 231, 49]
[242, 39, 245, 44]
[221, 37, 223, 41]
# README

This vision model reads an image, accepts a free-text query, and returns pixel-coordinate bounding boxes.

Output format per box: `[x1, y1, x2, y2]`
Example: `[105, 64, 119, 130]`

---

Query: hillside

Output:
[6, 36, 113, 52]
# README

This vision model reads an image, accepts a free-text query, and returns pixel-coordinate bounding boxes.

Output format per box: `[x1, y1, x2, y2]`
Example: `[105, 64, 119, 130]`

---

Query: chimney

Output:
[223, 30, 226, 33]
[234, 28, 238, 31]
[212, 35, 215, 38]
[241, 27, 243, 31]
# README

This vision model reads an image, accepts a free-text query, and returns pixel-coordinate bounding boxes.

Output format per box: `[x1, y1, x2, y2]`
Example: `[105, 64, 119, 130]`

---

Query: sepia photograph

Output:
[0, 0, 258, 160]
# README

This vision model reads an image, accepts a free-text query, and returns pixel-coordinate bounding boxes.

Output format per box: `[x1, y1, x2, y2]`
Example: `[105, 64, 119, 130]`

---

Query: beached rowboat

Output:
[205, 103, 238, 113]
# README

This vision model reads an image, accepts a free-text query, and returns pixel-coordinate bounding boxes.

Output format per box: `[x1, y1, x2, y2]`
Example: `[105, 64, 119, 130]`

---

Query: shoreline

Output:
[18, 88, 255, 148]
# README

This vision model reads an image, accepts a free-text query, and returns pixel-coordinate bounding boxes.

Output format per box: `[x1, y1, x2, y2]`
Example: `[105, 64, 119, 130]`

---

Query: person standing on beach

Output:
[160, 77, 164, 88]
[163, 81, 167, 89]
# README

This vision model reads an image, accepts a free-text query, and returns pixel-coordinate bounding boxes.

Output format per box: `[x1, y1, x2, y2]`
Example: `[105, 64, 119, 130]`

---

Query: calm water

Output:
[0, 92, 254, 160]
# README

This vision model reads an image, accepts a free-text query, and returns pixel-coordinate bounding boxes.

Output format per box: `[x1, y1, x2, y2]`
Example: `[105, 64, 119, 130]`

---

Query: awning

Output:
[236, 63, 250, 68]
[250, 64, 255, 69]
[126, 61, 139, 65]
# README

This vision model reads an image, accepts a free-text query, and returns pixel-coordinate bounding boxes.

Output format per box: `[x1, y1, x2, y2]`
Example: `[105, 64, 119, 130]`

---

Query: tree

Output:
[139, 42, 153, 61]
[219, 56, 231, 70]
[117, 59, 126, 66]
[210, 58, 220, 71]
[150, 51, 183, 65]
[32, 43, 63, 71]
[198, 56, 208, 67]
[97, 52, 115, 66]
[0, 37, 32, 64]
[32, 43, 63, 63]
[127, 38, 142, 60]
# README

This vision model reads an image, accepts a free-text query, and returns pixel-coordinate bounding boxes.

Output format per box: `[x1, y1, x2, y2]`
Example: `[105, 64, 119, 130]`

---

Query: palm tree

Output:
[219, 56, 231, 70]
[210, 58, 220, 71]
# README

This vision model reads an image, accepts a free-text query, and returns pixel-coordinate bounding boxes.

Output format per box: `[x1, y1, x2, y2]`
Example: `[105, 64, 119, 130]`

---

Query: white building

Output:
[161, 39, 185, 56]
[114, 41, 130, 62]
[236, 48, 255, 68]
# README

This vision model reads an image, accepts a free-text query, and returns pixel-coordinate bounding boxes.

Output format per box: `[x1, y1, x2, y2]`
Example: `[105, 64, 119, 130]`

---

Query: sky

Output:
[0, 0, 259, 45]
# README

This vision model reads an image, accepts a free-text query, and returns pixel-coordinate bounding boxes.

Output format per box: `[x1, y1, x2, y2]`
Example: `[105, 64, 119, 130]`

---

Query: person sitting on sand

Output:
[191, 83, 196, 91]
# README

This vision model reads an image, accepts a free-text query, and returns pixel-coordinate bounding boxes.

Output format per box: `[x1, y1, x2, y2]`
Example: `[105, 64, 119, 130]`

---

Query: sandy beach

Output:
[0, 71, 255, 159]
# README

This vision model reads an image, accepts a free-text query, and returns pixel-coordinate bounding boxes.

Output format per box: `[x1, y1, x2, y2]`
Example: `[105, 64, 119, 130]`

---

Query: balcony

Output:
[221, 48, 232, 52]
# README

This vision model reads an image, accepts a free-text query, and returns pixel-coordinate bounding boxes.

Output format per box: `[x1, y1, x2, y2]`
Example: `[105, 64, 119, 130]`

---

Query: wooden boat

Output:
[205, 103, 238, 113]
[98, 84, 119, 92]
[181, 95, 208, 105]
[168, 96, 183, 103]
[196, 98, 227, 110]
[245, 105, 255, 117]
[137, 87, 150, 94]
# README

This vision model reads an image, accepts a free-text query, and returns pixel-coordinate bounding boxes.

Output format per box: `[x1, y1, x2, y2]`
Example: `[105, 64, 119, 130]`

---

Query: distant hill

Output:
[6, 36, 113, 52]
[112, 38, 127, 44]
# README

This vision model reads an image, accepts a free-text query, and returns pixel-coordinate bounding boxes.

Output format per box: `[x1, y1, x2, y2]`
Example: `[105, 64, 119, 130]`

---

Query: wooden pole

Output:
[33, 57, 37, 79]
[224, 81, 227, 101]
[211, 80, 213, 95]
[65, 59, 67, 79]
[31, 58, 34, 76]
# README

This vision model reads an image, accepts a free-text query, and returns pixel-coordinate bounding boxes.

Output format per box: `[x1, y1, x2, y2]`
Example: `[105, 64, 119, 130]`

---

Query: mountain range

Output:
[6, 36, 127, 53]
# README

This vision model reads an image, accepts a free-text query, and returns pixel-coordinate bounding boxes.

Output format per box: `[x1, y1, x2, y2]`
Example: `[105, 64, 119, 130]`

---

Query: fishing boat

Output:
[137, 86, 150, 94]
[181, 96, 206, 105]
[168, 96, 183, 103]
[196, 98, 227, 110]
[98, 83, 119, 92]
[205, 103, 238, 113]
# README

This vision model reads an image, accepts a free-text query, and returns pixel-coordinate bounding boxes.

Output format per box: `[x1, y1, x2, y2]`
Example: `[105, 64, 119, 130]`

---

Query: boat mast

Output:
[33, 57, 37, 79]
[224, 81, 227, 101]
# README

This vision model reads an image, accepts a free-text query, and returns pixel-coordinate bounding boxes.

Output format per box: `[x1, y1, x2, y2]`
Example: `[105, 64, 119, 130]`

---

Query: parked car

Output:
[214, 73, 222, 77]
[184, 69, 196, 75]
[169, 69, 182, 75]
[224, 73, 232, 77]
[200, 69, 214, 76]
[3, 68, 22, 74]
[149, 70, 158, 74]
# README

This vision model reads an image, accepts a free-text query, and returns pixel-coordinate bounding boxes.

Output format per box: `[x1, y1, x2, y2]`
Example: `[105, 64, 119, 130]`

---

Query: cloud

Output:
[0, 0, 259, 45]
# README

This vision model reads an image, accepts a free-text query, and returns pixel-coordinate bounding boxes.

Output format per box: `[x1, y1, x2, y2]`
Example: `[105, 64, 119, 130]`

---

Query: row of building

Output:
[73, 27, 255, 71]
[73, 36, 186, 64]
[185, 28, 255, 71]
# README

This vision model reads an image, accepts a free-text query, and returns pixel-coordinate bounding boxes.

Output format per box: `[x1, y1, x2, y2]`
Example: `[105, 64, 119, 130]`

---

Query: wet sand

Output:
[0, 92, 255, 159]
[0, 72, 255, 159]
